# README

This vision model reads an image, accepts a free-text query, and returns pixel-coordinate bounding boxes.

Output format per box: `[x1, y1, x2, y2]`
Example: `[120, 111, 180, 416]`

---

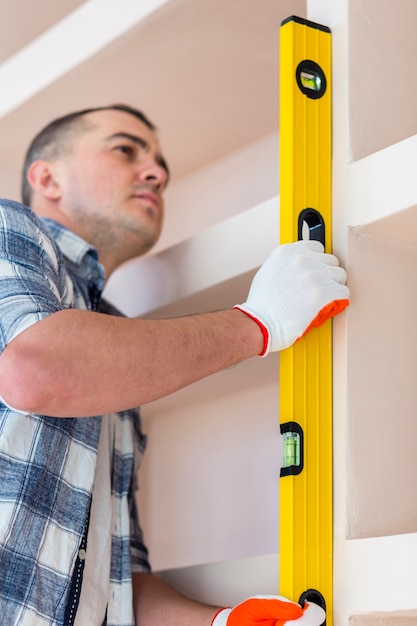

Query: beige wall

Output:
[349, 0, 417, 160]
[346, 207, 417, 539]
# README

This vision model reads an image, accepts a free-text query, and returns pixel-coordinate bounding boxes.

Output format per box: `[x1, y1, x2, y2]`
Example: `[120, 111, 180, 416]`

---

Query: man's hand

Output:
[211, 595, 325, 626]
[235, 240, 349, 355]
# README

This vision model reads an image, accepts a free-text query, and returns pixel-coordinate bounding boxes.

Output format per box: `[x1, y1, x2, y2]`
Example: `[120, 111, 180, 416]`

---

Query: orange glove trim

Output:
[300, 298, 349, 339]
[226, 597, 303, 625]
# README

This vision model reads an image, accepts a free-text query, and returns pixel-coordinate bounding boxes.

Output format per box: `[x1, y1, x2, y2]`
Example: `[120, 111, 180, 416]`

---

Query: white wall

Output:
[309, 0, 417, 622]
[139, 373, 279, 571]
[132, 1, 417, 618]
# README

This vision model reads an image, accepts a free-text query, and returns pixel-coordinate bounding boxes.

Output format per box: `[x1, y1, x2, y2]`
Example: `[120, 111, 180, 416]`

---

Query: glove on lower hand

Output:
[211, 595, 325, 626]
[235, 240, 349, 355]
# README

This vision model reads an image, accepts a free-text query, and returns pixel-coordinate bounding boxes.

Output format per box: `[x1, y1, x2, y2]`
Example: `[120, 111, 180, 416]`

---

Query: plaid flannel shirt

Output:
[0, 199, 150, 625]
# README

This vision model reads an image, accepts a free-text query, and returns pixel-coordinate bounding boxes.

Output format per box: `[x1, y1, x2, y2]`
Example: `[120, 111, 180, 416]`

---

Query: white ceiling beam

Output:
[0, 0, 170, 118]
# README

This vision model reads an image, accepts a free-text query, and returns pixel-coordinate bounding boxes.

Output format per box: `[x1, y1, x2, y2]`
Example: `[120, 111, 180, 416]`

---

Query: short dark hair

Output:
[21, 104, 156, 207]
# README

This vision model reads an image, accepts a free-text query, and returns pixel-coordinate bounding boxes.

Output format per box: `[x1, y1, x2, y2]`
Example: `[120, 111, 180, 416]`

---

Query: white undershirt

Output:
[74, 417, 113, 626]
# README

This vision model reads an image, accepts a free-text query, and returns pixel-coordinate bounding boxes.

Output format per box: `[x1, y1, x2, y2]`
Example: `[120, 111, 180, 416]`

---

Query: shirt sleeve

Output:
[0, 200, 69, 353]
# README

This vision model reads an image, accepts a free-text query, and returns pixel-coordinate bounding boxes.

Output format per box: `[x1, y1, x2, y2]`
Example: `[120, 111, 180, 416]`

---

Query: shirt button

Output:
[78, 549, 87, 560]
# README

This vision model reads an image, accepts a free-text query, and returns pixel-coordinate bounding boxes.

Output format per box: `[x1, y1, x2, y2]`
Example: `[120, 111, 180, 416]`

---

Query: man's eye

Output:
[115, 145, 134, 157]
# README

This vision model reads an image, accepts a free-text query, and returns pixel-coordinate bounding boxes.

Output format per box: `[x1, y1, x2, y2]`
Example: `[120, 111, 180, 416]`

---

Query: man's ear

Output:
[26, 160, 62, 200]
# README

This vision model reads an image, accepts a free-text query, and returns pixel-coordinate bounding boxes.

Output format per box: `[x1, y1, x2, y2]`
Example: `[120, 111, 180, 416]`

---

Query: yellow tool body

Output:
[279, 15, 332, 624]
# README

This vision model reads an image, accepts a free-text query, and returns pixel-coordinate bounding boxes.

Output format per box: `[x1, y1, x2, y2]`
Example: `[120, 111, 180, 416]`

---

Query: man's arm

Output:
[0, 241, 348, 418]
[0, 307, 262, 417]
[132, 573, 221, 626]
[132, 573, 326, 626]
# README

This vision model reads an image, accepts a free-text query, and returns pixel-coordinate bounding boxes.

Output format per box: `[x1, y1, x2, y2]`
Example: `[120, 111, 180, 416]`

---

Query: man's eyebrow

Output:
[106, 132, 170, 181]
[107, 131, 148, 149]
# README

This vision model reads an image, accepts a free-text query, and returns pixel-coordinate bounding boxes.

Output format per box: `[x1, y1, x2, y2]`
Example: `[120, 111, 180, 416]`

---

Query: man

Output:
[0, 104, 348, 625]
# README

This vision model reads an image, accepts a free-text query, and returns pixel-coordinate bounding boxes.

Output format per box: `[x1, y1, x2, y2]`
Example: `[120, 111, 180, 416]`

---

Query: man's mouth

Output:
[134, 192, 158, 209]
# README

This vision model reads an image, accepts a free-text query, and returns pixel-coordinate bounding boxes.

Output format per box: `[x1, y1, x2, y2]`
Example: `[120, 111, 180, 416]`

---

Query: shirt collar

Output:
[41, 218, 106, 291]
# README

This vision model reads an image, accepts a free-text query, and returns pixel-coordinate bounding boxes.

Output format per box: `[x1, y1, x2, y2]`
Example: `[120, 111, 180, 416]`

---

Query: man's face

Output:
[56, 109, 169, 265]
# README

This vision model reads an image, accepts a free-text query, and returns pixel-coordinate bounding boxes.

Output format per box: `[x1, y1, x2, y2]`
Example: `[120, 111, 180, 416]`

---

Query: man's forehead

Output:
[83, 109, 158, 142]
[85, 109, 146, 128]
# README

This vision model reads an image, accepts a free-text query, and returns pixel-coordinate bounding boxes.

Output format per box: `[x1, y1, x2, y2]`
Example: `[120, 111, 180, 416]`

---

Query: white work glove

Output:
[211, 595, 325, 625]
[234, 240, 349, 355]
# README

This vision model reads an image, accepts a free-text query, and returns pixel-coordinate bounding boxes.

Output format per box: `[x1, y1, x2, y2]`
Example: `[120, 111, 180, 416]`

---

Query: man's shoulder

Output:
[0, 198, 49, 235]
[0, 197, 35, 215]
[0, 198, 63, 270]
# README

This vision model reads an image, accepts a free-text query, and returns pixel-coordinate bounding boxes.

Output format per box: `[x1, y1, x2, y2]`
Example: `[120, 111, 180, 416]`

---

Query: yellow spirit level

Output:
[279, 15, 332, 624]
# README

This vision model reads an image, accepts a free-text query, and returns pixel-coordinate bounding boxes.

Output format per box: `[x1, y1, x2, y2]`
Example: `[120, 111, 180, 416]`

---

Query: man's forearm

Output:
[132, 572, 221, 626]
[0, 307, 263, 417]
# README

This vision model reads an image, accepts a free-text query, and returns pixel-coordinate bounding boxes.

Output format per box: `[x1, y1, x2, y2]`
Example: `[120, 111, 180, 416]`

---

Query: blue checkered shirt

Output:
[0, 199, 150, 625]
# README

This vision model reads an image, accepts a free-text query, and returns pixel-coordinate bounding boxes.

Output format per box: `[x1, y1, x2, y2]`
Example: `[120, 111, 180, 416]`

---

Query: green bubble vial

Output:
[300, 70, 322, 92]
[282, 431, 300, 468]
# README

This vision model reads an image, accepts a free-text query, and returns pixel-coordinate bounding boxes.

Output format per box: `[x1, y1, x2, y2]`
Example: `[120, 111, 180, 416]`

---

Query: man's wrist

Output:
[233, 305, 270, 356]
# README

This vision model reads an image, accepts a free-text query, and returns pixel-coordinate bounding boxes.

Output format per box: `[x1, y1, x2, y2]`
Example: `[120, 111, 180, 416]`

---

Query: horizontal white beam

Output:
[348, 133, 417, 227]
[0, 0, 170, 117]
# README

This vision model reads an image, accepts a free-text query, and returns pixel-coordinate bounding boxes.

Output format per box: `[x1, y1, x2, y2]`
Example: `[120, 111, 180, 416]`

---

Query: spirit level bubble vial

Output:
[279, 15, 333, 625]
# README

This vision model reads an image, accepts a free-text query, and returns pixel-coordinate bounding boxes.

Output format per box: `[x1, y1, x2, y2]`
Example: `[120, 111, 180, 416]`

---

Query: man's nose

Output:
[137, 160, 168, 190]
